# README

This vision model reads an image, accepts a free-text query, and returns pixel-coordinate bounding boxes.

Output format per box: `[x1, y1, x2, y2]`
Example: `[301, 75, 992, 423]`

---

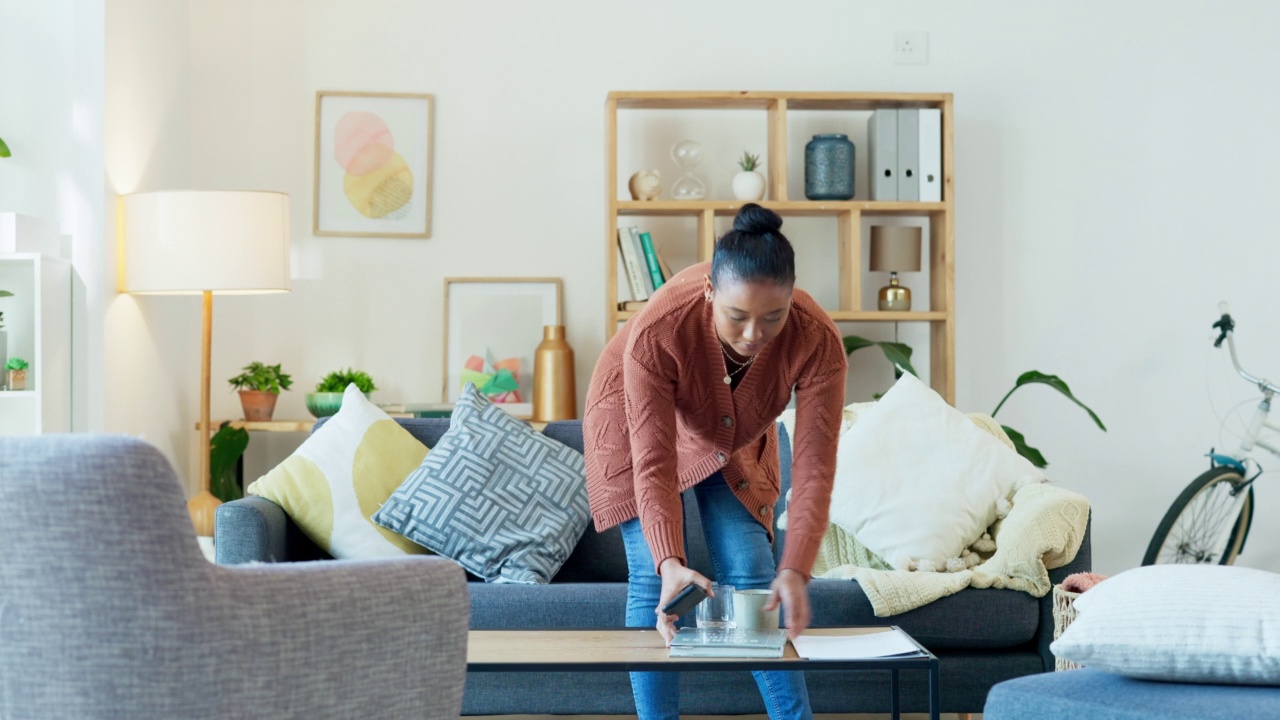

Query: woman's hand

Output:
[655, 558, 712, 645]
[765, 568, 810, 639]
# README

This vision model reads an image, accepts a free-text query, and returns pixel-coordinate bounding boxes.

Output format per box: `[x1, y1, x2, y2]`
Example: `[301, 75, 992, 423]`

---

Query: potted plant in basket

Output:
[307, 367, 378, 418]
[6, 357, 29, 391]
[732, 151, 766, 201]
[227, 361, 293, 421]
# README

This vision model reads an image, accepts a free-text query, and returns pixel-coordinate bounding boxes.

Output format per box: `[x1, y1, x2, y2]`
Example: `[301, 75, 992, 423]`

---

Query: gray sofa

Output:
[216, 418, 1092, 715]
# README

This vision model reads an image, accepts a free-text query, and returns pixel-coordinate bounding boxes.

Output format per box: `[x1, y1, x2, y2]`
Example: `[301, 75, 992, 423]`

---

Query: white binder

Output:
[868, 109, 898, 201]
[919, 108, 942, 202]
[897, 109, 919, 201]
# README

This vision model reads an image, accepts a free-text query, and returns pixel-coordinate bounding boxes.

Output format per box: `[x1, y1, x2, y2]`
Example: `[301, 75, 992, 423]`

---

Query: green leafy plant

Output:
[227, 361, 293, 394]
[210, 424, 250, 503]
[5, 357, 28, 371]
[315, 367, 377, 394]
[843, 335, 918, 378]
[843, 335, 1105, 468]
[737, 151, 762, 172]
[990, 371, 1106, 468]
[0, 137, 10, 158]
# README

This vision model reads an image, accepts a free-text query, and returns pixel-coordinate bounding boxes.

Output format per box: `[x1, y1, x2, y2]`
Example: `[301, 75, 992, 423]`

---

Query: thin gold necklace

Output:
[721, 345, 755, 385]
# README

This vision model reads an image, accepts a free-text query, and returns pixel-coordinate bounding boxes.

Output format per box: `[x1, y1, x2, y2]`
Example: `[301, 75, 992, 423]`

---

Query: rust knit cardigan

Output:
[583, 262, 847, 577]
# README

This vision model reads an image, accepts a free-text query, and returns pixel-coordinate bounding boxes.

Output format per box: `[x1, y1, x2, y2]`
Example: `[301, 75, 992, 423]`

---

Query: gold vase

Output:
[532, 325, 576, 422]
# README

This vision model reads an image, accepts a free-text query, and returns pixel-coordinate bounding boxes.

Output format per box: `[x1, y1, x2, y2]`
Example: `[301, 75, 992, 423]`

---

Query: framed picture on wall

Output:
[313, 91, 434, 238]
[443, 278, 563, 419]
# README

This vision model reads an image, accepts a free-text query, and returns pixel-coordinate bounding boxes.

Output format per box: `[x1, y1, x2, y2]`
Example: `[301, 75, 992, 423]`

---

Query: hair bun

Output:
[732, 203, 783, 235]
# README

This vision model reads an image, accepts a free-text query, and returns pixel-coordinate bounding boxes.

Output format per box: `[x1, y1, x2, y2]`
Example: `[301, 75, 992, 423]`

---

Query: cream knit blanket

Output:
[821, 482, 1090, 616]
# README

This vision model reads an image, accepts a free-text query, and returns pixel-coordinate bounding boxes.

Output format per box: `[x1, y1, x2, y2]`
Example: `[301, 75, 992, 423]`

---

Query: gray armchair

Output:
[0, 435, 469, 720]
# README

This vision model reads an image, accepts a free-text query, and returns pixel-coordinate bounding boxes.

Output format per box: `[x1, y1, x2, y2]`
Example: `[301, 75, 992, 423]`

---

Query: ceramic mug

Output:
[731, 589, 779, 630]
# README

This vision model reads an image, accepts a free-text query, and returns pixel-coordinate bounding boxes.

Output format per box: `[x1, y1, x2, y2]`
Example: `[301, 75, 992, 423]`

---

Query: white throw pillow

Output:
[829, 372, 1046, 570]
[1051, 564, 1280, 685]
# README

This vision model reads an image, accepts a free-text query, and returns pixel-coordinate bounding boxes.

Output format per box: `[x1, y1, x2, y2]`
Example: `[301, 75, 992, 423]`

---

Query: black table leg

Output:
[891, 668, 900, 720]
[929, 659, 940, 720]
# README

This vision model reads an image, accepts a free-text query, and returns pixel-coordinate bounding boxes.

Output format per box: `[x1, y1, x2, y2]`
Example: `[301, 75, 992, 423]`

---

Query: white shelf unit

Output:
[0, 253, 72, 435]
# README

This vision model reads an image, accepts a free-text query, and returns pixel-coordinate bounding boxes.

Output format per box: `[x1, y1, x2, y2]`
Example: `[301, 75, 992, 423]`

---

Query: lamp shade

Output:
[120, 190, 291, 294]
[869, 226, 922, 273]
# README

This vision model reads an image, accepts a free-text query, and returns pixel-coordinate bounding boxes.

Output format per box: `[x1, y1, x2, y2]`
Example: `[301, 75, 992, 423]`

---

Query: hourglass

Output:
[669, 139, 707, 201]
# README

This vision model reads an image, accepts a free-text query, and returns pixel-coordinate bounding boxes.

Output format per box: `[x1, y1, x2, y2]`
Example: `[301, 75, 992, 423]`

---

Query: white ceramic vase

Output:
[732, 171, 766, 201]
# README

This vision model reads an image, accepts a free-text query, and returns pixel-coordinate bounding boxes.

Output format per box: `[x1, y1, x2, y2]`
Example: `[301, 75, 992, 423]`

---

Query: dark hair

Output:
[710, 203, 795, 288]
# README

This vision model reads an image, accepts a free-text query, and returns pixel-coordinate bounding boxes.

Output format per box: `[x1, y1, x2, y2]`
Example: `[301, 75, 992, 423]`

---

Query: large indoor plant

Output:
[227, 361, 292, 421]
[844, 335, 1104, 468]
[307, 367, 377, 418]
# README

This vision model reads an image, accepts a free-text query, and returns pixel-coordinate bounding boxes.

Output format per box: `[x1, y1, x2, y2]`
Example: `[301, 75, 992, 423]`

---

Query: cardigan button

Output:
[736, 481, 748, 491]
[721, 415, 734, 428]
[715, 451, 727, 463]
[758, 506, 769, 517]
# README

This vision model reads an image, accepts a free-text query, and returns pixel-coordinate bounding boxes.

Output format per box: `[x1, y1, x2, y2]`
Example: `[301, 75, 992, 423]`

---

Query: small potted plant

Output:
[6, 357, 28, 391]
[307, 367, 378, 418]
[227, 361, 293, 421]
[732, 151, 766, 201]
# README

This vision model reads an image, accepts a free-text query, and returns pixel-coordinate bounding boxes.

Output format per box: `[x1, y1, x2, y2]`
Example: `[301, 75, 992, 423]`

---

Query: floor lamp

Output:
[119, 190, 291, 536]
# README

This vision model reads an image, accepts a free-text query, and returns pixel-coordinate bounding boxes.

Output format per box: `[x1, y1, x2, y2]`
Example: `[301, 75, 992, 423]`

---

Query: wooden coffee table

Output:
[468, 626, 940, 720]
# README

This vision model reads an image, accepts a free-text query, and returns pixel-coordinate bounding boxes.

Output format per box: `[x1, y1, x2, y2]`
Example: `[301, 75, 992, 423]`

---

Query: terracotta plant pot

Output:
[238, 390, 279, 421]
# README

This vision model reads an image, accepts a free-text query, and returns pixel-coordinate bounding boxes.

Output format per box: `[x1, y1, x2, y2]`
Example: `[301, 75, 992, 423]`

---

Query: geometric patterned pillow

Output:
[372, 383, 589, 583]
[246, 383, 430, 558]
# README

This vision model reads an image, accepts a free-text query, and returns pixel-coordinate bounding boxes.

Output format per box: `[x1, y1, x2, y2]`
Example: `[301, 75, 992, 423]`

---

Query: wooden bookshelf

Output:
[604, 90, 955, 403]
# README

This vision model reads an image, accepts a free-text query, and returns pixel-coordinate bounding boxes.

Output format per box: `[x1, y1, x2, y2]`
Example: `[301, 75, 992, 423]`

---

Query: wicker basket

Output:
[1051, 584, 1082, 671]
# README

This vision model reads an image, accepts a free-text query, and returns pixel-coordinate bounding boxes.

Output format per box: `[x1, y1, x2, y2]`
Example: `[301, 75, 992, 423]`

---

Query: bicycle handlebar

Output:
[1213, 303, 1280, 394]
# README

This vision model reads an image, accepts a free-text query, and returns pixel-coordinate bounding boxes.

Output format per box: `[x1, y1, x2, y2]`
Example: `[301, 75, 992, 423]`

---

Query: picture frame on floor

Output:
[313, 90, 434, 238]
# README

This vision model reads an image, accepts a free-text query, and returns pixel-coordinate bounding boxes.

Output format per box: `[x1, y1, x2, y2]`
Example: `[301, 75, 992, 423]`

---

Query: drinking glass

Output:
[695, 583, 735, 628]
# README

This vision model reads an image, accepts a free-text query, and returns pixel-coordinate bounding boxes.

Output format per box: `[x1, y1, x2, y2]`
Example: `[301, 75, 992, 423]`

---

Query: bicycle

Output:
[1142, 302, 1278, 566]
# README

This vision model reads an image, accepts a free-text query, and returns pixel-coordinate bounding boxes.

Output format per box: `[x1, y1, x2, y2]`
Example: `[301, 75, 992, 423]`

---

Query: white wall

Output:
[103, 0, 196, 463]
[0, 0, 103, 432]
[103, 0, 1280, 576]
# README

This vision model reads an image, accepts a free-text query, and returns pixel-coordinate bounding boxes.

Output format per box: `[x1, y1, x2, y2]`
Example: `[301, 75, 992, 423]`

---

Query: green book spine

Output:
[638, 232, 664, 290]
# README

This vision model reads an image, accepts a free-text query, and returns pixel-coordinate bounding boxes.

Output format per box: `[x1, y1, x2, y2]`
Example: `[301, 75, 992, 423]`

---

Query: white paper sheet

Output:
[791, 629, 923, 660]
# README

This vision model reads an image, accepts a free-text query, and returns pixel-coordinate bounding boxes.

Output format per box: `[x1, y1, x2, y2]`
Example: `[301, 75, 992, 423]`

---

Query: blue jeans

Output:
[620, 471, 812, 720]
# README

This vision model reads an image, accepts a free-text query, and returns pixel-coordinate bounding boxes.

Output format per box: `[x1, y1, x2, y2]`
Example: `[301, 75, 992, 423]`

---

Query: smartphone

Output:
[660, 583, 708, 618]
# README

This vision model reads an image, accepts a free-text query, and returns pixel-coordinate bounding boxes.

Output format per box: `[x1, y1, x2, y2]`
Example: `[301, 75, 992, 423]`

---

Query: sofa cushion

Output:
[984, 668, 1280, 720]
[373, 383, 590, 584]
[809, 578, 1040, 649]
[246, 383, 429, 558]
[1051, 564, 1280, 685]
[829, 372, 1046, 570]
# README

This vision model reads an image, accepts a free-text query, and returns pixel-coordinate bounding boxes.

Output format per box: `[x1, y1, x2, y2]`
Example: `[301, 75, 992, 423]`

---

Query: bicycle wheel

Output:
[1142, 466, 1254, 566]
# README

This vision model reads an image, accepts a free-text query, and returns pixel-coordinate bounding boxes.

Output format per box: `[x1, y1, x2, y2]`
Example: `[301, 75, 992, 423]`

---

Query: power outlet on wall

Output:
[893, 31, 929, 65]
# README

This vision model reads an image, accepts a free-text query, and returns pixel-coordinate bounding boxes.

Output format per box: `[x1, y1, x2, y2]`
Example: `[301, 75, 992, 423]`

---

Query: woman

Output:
[584, 204, 847, 720]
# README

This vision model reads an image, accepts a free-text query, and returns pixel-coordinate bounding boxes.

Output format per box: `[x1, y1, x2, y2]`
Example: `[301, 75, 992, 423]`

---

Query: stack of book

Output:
[617, 226, 674, 306]
[668, 628, 788, 658]
[867, 108, 942, 202]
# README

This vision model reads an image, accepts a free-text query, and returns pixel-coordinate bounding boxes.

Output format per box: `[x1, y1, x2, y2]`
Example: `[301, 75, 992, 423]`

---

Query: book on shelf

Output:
[617, 300, 647, 311]
[897, 108, 920, 201]
[654, 246, 674, 282]
[637, 231, 664, 291]
[918, 108, 942, 202]
[617, 226, 650, 301]
[868, 108, 898, 201]
[668, 628, 788, 658]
